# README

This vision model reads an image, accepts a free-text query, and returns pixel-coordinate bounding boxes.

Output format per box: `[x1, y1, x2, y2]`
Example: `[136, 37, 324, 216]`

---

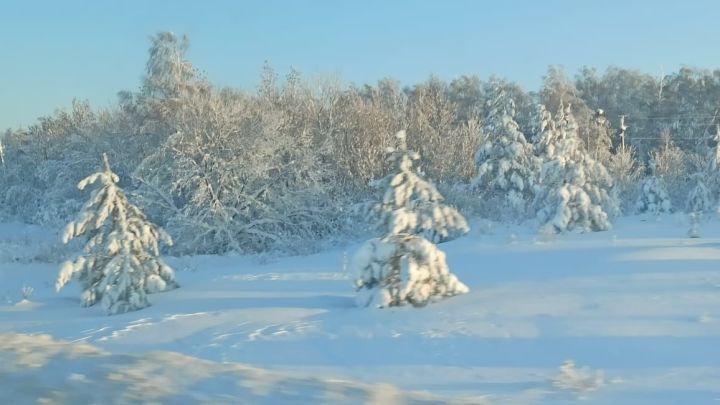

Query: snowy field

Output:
[2, 216, 720, 404]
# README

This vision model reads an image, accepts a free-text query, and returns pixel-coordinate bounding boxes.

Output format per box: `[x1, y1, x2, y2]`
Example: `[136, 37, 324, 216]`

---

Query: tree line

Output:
[3, 32, 720, 255]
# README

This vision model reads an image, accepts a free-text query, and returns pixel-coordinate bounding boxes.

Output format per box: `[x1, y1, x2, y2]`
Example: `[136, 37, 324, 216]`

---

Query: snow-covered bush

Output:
[371, 130, 469, 243]
[538, 181, 610, 234]
[534, 103, 617, 233]
[650, 131, 690, 207]
[607, 137, 643, 215]
[472, 84, 538, 219]
[703, 125, 720, 199]
[636, 159, 671, 215]
[686, 173, 711, 214]
[21, 285, 33, 301]
[56, 154, 178, 315]
[552, 360, 606, 397]
[686, 172, 711, 238]
[351, 234, 468, 308]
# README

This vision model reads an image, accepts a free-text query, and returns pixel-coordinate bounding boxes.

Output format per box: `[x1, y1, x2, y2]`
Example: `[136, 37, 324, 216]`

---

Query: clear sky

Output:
[2, 0, 720, 130]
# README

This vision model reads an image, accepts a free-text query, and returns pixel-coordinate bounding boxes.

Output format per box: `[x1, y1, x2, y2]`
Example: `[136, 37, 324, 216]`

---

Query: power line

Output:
[622, 116, 720, 121]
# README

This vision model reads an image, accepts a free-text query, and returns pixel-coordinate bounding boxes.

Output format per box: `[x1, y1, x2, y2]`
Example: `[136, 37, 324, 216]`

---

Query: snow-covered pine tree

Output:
[532, 103, 558, 156]
[352, 130, 469, 308]
[533, 102, 617, 233]
[56, 154, 178, 315]
[686, 172, 711, 238]
[636, 159, 672, 215]
[371, 130, 469, 243]
[472, 84, 537, 219]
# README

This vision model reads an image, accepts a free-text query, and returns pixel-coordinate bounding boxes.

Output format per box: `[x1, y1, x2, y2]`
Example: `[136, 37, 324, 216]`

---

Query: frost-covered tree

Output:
[350, 234, 469, 308]
[534, 103, 617, 233]
[636, 159, 671, 215]
[56, 154, 177, 315]
[352, 130, 469, 308]
[371, 130, 469, 243]
[686, 172, 711, 238]
[472, 84, 537, 219]
[141, 32, 197, 102]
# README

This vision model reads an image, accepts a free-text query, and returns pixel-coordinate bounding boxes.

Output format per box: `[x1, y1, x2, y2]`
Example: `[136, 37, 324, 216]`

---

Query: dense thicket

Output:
[3, 32, 720, 254]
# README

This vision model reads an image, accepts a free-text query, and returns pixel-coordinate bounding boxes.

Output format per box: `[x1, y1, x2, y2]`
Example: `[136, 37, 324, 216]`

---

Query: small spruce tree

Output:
[352, 131, 469, 308]
[371, 130, 469, 243]
[533, 103, 617, 233]
[56, 154, 178, 315]
[472, 85, 538, 219]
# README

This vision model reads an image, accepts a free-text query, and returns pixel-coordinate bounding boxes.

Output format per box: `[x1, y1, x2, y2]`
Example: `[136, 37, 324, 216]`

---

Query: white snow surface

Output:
[2, 216, 720, 404]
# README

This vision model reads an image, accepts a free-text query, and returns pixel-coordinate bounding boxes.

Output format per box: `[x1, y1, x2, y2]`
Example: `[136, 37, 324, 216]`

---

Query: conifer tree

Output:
[371, 130, 469, 243]
[534, 103, 617, 233]
[472, 85, 538, 219]
[352, 131, 469, 308]
[56, 154, 177, 314]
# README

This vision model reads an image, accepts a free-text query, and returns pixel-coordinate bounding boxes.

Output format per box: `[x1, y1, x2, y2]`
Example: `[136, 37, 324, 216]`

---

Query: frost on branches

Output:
[534, 103, 617, 233]
[472, 85, 537, 218]
[55, 154, 178, 315]
[351, 235, 469, 308]
[371, 130, 469, 243]
[636, 159, 672, 215]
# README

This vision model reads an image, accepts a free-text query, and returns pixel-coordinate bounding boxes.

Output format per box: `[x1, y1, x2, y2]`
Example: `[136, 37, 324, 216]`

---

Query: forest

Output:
[2, 31, 719, 256]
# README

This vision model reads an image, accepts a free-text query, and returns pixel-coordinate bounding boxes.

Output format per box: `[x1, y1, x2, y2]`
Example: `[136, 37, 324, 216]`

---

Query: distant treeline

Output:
[2, 32, 719, 254]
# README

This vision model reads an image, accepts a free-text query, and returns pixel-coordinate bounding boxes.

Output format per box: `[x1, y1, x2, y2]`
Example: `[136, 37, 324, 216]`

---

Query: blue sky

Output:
[2, 0, 720, 130]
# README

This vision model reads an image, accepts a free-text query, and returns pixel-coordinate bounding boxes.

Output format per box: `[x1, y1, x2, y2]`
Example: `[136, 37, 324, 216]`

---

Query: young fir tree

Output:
[636, 159, 672, 215]
[352, 131, 469, 308]
[472, 86, 538, 219]
[686, 172, 711, 238]
[56, 154, 178, 315]
[533, 103, 617, 234]
[371, 130, 469, 243]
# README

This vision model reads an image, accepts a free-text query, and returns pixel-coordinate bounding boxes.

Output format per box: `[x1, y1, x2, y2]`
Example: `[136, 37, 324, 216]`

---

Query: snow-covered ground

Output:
[2, 215, 720, 404]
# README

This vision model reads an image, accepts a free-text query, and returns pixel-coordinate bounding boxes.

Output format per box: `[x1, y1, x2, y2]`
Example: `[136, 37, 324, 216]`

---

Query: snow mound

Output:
[551, 359, 606, 396]
[0, 333, 474, 404]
